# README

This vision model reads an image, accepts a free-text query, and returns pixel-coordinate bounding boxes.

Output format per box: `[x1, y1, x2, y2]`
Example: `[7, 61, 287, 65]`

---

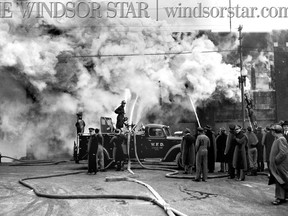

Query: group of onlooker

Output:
[180, 121, 288, 205]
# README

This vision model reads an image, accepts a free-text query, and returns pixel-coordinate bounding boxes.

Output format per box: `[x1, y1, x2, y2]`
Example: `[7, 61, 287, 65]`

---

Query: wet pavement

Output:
[0, 160, 287, 216]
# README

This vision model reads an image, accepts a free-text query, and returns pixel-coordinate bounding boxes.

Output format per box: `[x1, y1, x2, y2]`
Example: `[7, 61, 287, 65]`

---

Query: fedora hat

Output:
[270, 124, 283, 133]
[204, 125, 212, 130]
[197, 127, 204, 132]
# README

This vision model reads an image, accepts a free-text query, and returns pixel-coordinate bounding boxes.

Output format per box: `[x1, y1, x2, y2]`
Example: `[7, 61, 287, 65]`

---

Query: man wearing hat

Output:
[194, 127, 210, 182]
[233, 125, 248, 181]
[216, 128, 227, 173]
[269, 124, 288, 205]
[110, 129, 127, 171]
[181, 128, 196, 174]
[204, 125, 216, 173]
[263, 124, 275, 172]
[87, 128, 98, 174]
[115, 100, 126, 129]
[224, 124, 237, 179]
[282, 121, 288, 142]
[256, 126, 265, 172]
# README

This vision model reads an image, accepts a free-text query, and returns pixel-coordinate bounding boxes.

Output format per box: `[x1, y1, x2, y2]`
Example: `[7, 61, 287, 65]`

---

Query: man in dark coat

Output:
[181, 128, 196, 174]
[204, 125, 216, 173]
[269, 124, 288, 205]
[216, 128, 227, 172]
[224, 124, 237, 179]
[115, 100, 126, 129]
[282, 121, 288, 142]
[233, 125, 248, 181]
[255, 126, 264, 172]
[87, 128, 98, 174]
[110, 129, 126, 171]
[263, 125, 275, 171]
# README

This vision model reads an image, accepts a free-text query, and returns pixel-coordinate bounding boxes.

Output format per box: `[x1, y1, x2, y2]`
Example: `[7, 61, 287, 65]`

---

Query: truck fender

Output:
[162, 144, 181, 162]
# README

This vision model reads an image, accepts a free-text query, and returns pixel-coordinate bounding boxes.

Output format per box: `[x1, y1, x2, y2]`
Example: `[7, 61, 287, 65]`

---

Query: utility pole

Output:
[238, 25, 246, 128]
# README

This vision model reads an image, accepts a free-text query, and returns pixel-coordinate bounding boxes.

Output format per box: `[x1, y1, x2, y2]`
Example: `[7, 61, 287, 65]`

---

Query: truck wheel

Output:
[176, 152, 183, 170]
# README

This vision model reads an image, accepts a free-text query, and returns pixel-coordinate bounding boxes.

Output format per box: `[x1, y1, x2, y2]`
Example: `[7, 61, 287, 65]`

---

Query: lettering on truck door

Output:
[147, 127, 166, 158]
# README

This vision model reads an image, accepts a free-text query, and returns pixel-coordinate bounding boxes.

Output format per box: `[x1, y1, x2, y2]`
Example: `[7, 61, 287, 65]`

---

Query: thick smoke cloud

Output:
[0, 0, 241, 160]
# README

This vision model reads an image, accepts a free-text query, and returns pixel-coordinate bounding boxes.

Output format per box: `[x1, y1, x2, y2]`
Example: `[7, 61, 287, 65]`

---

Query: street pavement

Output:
[0, 160, 287, 216]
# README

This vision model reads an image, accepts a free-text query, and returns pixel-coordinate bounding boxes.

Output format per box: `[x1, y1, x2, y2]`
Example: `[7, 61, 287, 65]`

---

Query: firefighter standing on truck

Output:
[115, 100, 126, 129]
[75, 113, 85, 134]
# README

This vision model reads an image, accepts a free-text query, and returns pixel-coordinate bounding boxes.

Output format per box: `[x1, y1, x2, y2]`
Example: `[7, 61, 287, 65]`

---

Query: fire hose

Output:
[1, 154, 186, 216]
[17, 171, 183, 216]
[0, 155, 68, 166]
[0, 137, 268, 216]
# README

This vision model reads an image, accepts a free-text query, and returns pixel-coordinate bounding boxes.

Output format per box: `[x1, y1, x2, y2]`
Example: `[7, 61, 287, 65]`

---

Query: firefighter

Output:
[110, 129, 126, 171]
[194, 127, 210, 182]
[75, 113, 86, 135]
[87, 128, 98, 174]
[115, 100, 126, 129]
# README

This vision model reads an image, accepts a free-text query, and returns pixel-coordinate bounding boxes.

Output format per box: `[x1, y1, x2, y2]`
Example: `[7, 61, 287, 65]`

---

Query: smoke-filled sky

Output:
[0, 0, 260, 160]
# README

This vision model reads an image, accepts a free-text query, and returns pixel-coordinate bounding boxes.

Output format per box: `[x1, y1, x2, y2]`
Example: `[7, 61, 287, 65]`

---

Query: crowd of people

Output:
[76, 100, 288, 206]
[180, 121, 288, 205]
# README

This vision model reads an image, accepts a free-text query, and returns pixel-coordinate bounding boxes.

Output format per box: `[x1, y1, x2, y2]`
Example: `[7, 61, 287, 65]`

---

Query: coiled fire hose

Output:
[17, 171, 184, 216]
[1, 154, 185, 216]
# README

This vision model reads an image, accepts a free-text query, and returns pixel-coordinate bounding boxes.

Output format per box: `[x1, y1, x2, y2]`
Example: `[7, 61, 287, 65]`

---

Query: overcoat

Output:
[233, 131, 248, 170]
[181, 133, 196, 166]
[269, 136, 288, 186]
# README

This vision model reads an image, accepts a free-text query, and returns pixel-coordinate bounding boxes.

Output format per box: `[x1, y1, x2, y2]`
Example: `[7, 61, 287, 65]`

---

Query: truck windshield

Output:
[163, 127, 171, 136]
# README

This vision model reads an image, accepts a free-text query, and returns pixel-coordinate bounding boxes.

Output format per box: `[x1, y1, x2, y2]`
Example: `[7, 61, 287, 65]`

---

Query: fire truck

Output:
[73, 117, 183, 168]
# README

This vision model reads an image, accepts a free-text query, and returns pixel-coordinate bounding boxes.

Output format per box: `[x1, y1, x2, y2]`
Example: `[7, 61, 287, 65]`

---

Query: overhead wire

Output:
[70, 47, 279, 58]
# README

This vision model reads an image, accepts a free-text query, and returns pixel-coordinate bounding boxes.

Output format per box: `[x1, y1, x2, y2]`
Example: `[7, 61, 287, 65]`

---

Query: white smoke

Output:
[0, 0, 241, 160]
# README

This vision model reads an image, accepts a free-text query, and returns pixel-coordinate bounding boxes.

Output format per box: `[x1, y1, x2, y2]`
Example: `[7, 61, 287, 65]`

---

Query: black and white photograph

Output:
[1, 0, 288, 215]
